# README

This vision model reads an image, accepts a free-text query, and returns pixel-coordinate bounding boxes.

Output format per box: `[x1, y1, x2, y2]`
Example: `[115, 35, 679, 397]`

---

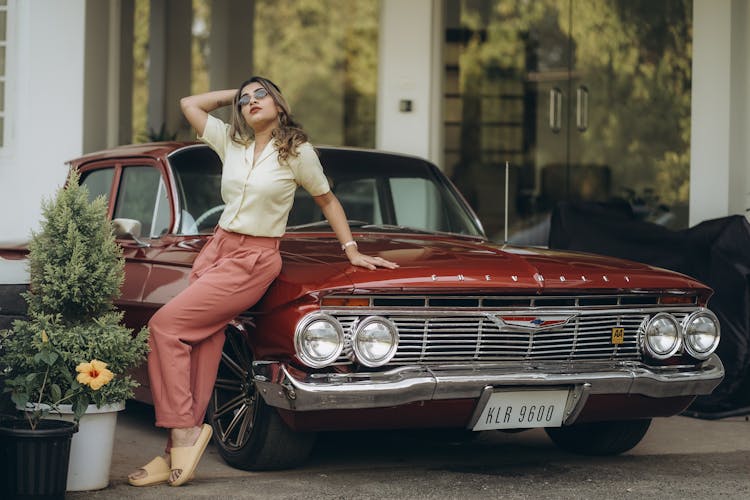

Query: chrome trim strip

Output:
[253, 354, 724, 417]
[321, 306, 700, 316]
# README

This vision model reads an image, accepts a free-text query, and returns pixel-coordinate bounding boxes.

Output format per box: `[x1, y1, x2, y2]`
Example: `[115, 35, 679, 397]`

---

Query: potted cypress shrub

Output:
[0, 170, 149, 492]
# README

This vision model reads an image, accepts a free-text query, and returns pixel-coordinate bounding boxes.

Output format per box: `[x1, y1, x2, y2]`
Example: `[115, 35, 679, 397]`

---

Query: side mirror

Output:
[112, 218, 150, 247]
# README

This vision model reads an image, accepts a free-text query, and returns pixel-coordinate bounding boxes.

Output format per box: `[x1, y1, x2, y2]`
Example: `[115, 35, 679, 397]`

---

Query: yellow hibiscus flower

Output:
[76, 359, 114, 390]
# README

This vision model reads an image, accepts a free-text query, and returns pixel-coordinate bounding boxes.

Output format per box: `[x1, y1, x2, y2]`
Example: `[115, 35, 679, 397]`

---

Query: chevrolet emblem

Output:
[495, 315, 576, 331]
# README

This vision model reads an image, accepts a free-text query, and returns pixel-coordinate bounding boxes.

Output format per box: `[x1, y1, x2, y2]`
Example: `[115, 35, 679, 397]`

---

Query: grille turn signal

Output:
[321, 297, 370, 307]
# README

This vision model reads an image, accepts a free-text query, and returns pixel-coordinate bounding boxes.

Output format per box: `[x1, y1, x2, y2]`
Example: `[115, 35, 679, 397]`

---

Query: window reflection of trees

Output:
[252, 0, 379, 148]
[448, 0, 693, 241]
[132, 0, 379, 149]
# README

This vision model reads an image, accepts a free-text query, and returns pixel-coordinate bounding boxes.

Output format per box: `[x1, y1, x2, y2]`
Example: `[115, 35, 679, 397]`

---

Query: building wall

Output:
[0, 0, 87, 247]
[376, 0, 443, 164]
[0, 0, 748, 248]
[689, 0, 749, 224]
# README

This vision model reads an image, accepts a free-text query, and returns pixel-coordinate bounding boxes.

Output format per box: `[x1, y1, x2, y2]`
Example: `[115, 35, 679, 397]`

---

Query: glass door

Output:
[568, 0, 693, 228]
[443, 0, 692, 244]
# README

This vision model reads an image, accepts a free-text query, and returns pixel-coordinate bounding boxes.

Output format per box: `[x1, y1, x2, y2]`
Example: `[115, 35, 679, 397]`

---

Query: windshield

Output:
[169, 145, 484, 237]
[290, 149, 484, 237]
[169, 146, 224, 235]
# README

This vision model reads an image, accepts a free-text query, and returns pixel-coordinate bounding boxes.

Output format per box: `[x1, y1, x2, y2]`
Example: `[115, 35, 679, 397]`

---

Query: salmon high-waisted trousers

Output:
[147, 228, 282, 429]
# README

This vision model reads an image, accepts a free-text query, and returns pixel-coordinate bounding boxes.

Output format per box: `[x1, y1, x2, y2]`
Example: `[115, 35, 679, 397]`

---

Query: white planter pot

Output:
[46, 402, 125, 491]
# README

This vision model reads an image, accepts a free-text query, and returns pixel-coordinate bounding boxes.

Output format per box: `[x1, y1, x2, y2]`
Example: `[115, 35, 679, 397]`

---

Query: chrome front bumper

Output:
[253, 354, 724, 417]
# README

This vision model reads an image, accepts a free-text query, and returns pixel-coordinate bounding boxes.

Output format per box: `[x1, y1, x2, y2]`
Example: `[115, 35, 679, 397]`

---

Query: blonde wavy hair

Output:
[229, 76, 308, 165]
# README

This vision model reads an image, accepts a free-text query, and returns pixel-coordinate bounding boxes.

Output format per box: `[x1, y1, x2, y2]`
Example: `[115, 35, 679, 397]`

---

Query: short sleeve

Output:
[290, 143, 330, 196]
[198, 115, 230, 163]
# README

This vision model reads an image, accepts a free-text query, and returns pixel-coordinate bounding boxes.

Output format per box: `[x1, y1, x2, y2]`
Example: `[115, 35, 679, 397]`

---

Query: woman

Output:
[128, 76, 398, 487]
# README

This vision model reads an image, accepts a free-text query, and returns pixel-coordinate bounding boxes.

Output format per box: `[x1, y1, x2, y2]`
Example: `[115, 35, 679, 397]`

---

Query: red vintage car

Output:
[0, 143, 724, 470]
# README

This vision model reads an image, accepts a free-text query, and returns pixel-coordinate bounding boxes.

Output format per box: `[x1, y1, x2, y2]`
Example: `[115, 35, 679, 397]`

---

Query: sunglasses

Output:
[238, 88, 269, 107]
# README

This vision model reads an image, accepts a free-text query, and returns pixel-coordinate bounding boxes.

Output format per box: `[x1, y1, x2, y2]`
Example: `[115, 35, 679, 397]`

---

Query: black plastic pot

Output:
[0, 417, 78, 500]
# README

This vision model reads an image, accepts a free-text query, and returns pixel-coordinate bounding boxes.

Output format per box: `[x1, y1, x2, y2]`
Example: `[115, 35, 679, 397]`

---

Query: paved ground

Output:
[67, 401, 750, 499]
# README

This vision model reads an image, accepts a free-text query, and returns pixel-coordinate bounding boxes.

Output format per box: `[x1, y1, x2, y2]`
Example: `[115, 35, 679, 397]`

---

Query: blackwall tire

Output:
[545, 419, 652, 456]
[207, 327, 316, 470]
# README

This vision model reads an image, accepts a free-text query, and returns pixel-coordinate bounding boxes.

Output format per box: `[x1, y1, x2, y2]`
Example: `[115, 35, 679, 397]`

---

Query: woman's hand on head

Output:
[346, 250, 399, 270]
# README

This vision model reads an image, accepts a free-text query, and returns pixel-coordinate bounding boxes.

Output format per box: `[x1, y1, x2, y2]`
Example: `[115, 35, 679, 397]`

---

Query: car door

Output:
[79, 160, 173, 329]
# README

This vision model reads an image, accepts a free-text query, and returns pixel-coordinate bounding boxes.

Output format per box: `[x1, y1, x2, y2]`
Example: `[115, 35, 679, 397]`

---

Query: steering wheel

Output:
[194, 204, 226, 228]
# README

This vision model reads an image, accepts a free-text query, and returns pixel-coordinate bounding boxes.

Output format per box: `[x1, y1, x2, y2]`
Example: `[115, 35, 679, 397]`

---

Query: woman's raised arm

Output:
[180, 89, 236, 136]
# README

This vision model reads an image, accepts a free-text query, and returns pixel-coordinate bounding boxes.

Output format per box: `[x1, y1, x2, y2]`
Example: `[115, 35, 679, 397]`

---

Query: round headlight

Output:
[294, 313, 344, 368]
[351, 316, 399, 367]
[682, 310, 720, 359]
[642, 313, 681, 359]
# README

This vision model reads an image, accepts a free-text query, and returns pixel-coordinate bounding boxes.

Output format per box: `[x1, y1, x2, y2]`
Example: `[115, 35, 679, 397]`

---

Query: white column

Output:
[209, 0, 253, 123]
[376, 0, 443, 166]
[83, 0, 115, 152]
[0, 0, 87, 246]
[82, 0, 133, 152]
[690, 0, 749, 224]
[210, 0, 253, 89]
[732, 0, 750, 219]
[164, 0, 192, 137]
[148, 0, 166, 135]
[118, 0, 135, 145]
[148, 0, 191, 139]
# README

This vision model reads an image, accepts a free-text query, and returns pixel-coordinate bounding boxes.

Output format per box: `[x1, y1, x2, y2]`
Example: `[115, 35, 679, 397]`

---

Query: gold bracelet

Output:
[341, 240, 358, 251]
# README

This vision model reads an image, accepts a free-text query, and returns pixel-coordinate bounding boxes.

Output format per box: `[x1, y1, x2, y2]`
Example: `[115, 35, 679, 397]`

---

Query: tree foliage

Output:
[252, 0, 379, 147]
[24, 171, 124, 322]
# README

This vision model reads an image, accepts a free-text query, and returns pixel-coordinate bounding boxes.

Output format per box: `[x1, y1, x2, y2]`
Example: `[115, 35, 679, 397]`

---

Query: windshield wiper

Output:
[360, 223, 435, 234]
[286, 219, 370, 231]
[361, 224, 485, 239]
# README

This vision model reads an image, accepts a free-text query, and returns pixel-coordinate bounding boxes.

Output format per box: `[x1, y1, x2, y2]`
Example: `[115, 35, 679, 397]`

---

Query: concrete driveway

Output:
[68, 401, 750, 499]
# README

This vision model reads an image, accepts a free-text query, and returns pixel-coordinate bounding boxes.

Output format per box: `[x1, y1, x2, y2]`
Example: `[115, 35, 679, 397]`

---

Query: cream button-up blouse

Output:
[199, 115, 330, 237]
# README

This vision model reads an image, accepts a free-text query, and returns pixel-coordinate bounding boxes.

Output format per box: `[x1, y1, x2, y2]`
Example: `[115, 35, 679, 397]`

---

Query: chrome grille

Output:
[324, 294, 695, 365]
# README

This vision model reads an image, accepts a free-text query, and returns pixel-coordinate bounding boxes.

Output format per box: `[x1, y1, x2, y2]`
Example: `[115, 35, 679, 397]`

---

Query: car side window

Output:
[80, 168, 114, 204]
[113, 166, 170, 238]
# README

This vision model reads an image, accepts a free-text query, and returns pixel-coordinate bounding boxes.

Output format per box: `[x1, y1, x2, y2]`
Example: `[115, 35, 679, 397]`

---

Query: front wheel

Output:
[545, 419, 651, 456]
[207, 327, 316, 470]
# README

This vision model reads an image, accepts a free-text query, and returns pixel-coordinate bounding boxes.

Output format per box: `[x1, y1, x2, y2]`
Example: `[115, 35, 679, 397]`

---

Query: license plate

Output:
[471, 389, 570, 431]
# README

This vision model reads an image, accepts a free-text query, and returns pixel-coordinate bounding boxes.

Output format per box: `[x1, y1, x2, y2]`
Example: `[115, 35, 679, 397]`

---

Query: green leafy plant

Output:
[0, 171, 149, 428]
[140, 122, 177, 142]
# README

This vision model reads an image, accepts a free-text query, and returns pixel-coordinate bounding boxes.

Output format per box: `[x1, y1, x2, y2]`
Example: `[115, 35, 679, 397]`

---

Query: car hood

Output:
[260, 233, 709, 309]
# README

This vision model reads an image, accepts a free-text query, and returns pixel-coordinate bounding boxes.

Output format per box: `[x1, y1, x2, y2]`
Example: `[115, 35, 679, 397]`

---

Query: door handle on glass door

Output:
[549, 88, 562, 133]
[576, 85, 589, 132]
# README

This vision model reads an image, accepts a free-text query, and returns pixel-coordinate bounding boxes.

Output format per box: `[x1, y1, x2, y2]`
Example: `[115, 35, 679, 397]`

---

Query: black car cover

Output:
[549, 202, 750, 416]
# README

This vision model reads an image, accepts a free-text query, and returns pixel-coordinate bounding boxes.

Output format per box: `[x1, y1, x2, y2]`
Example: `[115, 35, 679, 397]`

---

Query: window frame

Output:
[0, 0, 14, 152]
[113, 165, 171, 239]
[76, 158, 175, 239]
